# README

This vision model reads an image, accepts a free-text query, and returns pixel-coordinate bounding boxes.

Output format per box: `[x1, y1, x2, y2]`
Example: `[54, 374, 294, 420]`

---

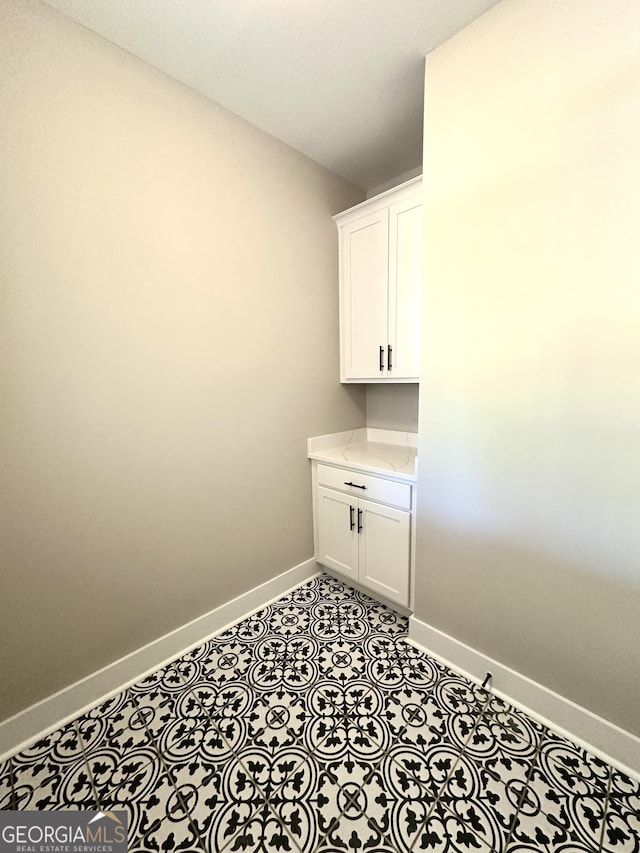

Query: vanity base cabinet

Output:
[313, 465, 413, 608]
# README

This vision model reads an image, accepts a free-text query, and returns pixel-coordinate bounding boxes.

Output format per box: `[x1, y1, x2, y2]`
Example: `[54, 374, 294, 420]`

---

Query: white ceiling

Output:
[42, 0, 500, 191]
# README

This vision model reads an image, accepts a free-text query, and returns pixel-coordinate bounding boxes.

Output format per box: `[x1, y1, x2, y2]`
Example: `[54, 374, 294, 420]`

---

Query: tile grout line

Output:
[311, 715, 398, 850]
[175, 600, 408, 853]
[305, 672, 418, 850]
[309, 632, 497, 852]
[141, 666, 223, 853]
[408, 685, 550, 853]
[177, 633, 315, 853]
[149, 582, 409, 853]
[236, 626, 400, 851]
[406, 684, 495, 852]
[255, 635, 437, 851]
[225, 636, 400, 851]
[481, 690, 550, 853]
[9, 757, 16, 810]
[167, 606, 354, 853]
[71, 719, 101, 810]
[598, 766, 613, 853]
[142, 633, 272, 849]
[98, 701, 168, 816]
[502, 725, 548, 851]
[82, 686, 205, 847]
[502, 724, 613, 852]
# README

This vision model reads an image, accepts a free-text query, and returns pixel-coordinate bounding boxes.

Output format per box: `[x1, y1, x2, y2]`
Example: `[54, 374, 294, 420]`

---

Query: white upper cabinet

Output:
[340, 207, 389, 380]
[388, 194, 422, 378]
[334, 177, 422, 383]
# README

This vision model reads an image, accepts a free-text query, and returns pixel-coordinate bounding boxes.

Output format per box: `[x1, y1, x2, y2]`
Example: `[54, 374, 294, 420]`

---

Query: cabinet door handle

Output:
[344, 481, 366, 489]
[357, 508, 363, 533]
[388, 344, 393, 371]
[379, 345, 384, 372]
[349, 505, 355, 531]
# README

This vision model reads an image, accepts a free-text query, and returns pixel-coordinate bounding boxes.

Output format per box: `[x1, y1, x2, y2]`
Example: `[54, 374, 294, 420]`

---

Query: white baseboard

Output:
[408, 615, 640, 780]
[0, 559, 321, 761]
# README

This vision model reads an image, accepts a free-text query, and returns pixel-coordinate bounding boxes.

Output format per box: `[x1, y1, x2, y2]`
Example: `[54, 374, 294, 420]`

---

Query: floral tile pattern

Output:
[3, 573, 639, 853]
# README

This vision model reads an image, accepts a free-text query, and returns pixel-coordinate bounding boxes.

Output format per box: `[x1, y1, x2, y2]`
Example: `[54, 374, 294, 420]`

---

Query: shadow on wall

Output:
[415, 524, 640, 737]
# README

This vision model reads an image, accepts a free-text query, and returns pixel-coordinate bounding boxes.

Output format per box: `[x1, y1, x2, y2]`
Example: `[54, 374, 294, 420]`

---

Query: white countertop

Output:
[308, 428, 417, 482]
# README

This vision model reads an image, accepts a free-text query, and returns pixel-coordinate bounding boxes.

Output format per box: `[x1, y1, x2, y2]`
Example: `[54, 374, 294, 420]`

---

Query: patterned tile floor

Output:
[1, 574, 639, 852]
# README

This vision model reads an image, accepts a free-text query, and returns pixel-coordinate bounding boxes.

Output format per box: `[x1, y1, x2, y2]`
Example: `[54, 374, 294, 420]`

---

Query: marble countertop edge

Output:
[307, 428, 418, 482]
[307, 427, 417, 453]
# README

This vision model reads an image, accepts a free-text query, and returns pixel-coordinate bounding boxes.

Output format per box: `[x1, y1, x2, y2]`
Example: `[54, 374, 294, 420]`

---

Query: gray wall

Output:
[366, 385, 419, 432]
[0, 0, 365, 721]
[416, 0, 640, 735]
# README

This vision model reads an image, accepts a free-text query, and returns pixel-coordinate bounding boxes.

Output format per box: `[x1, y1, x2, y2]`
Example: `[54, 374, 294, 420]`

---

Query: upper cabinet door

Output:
[335, 177, 422, 384]
[388, 197, 422, 380]
[340, 208, 389, 381]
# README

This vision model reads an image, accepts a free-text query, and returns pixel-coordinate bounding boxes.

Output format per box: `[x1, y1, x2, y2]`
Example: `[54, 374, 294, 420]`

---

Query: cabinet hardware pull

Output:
[388, 344, 392, 371]
[357, 508, 363, 533]
[379, 345, 384, 372]
[344, 481, 366, 489]
[349, 505, 355, 531]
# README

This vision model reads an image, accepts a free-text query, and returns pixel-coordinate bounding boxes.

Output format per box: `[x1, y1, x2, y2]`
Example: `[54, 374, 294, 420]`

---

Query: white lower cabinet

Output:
[357, 498, 410, 605]
[316, 487, 360, 581]
[313, 463, 413, 607]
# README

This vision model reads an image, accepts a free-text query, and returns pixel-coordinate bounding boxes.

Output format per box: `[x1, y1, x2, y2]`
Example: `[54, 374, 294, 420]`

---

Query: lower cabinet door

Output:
[358, 497, 410, 606]
[316, 486, 359, 581]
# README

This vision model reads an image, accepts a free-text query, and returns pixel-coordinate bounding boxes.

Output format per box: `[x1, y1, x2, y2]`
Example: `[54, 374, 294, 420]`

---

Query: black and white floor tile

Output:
[2, 573, 639, 853]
